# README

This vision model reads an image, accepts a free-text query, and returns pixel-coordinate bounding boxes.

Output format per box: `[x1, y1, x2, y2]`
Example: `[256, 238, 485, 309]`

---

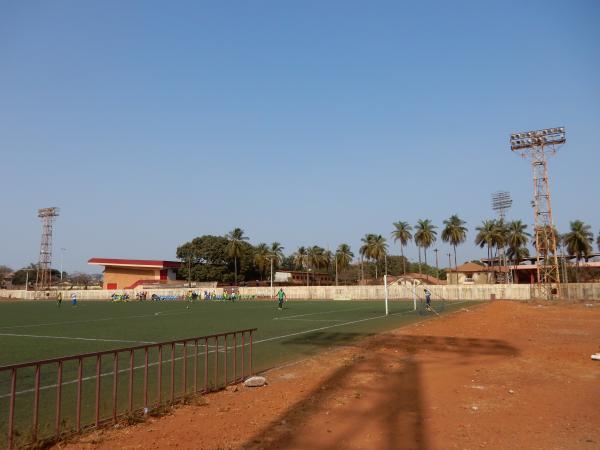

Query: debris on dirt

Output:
[508, 389, 515, 394]
[225, 385, 239, 392]
[244, 376, 267, 387]
[591, 353, 600, 361]
[471, 406, 479, 411]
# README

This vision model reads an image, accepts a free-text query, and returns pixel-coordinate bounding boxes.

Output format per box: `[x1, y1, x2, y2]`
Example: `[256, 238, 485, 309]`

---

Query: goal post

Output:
[384, 275, 389, 316]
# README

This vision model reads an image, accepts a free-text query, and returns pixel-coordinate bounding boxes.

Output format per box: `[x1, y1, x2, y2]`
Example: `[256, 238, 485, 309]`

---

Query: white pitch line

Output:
[1, 302, 470, 399]
[273, 306, 371, 320]
[0, 310, 192, 331]
[0, 333, 156, 344]
[275, 318, 351, 323]
[255, 301, 470, 346]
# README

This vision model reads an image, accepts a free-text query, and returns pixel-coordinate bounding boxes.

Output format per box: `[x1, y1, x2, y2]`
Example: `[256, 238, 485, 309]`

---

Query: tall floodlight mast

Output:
[491, 191, 512, 221]
[510, 127, 564, 298]
[491, 191, 512, 283]
[36, 207, 60, 291]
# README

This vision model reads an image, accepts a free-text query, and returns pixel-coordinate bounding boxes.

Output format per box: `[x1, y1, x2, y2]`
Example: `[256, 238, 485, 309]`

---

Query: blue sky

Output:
[1, 0, 599, 273]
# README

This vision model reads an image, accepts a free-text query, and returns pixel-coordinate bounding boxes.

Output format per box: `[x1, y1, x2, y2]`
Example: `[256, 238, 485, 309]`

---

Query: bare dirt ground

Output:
[58, 300, 600, 450]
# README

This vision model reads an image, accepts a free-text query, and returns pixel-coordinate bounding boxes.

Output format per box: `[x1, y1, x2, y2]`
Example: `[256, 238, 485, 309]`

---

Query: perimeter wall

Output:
[2, 283, 600, 301]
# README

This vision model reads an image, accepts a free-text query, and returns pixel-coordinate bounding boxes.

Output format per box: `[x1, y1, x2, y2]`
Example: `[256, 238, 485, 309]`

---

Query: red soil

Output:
[58, 300, 600, 450]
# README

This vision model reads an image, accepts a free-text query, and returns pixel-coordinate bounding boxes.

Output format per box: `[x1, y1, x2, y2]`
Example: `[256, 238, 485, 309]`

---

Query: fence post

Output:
[55, 361, 63, 438]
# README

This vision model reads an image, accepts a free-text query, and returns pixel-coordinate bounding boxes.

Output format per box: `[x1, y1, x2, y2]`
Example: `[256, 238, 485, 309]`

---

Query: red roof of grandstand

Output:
[88, 258, 181, 269]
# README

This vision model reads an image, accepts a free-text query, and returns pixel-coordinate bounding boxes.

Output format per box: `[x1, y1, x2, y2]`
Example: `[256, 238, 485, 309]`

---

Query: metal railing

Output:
[0, 328, 256, 449]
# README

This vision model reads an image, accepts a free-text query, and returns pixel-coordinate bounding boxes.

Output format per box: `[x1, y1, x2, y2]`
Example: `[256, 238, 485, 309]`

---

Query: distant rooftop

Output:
[88, 258, 180, 269]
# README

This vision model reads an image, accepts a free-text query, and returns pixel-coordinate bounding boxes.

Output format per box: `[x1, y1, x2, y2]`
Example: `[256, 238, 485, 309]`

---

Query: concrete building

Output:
[446, 262, 501, 285]
[88, 258, 180, 290]
[274, 270, 332, 285]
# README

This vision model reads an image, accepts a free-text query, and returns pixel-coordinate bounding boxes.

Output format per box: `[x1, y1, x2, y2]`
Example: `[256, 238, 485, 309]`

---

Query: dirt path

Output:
[58, 301, 600, 450]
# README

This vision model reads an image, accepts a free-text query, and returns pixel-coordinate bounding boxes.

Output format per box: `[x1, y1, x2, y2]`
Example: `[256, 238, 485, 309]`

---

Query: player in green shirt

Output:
[277, 288, 286, 310]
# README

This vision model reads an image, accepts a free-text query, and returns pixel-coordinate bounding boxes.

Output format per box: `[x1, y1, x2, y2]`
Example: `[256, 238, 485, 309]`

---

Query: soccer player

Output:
[57, 292, 62, 307]
[277, 288, 286, 310]
[424, 289, 431, 310]
[71, 292, 78, 306]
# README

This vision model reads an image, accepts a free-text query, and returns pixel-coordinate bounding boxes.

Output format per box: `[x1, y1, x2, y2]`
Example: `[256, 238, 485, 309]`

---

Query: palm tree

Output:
[505, 220, 530, 281]
[293, 246, 308, 270]
[293, 246, 309, 285]
[475, 220, 500, 263]
[505, 220, 530, 263]
[414, 220, 437, 273]
[441, 215, 467, 271]
[369, 235, 388, 278]
[391, 221, 412, 275]
[597, 232, 600, 252]
[254, 243, 270, 280]
[506, 245, 530, 262]
[269, 242, 284, 266]
[563, 220, 593, 282]
[531, 225, 560, 257]
[226, 228, 248, 284]
[335, 244, 354, 285]
[360, 234, 376, 280]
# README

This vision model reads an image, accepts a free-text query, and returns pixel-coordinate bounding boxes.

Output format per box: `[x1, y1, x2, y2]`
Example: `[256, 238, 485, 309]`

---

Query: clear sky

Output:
[1, 0, 599, 273]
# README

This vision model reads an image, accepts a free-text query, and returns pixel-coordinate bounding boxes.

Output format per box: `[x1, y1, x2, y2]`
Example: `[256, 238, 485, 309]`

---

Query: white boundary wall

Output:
[1, 283, 600, 301]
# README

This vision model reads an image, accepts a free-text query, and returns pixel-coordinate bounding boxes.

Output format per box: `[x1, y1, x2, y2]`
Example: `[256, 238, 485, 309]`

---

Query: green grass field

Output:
[0, 298, 480, 448]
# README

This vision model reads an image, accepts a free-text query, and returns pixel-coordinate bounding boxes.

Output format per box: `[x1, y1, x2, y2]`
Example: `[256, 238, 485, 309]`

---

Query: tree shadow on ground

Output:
[243, 334, 518, 450]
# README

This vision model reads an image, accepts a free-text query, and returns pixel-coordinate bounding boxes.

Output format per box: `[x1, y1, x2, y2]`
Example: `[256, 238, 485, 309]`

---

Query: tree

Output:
[269, 242, 285, 266]
[475, 220, 500, 264]
[335, 244, 354, 286]
[293, 247, 308, 270]
[176, 235, 258, 283]
[441, 215, 467, 271]
[69, 272, 93, 288]
[391, 222, 412, 275]
[0, 265, 12, 288]
[414, 220, 437, 273]
[267, 242, 285, 282]
[531, 225, 560, 257]
[360, 234, 376, 279]
[563, 220, 593, 282]
[505, 220, 530, 263]
[11, 263, 40, 286]
[226, 228, 249, 284]
[253, 243, 270, 280]
[308, 246, 327, 271]
[370, 235, 388, 278]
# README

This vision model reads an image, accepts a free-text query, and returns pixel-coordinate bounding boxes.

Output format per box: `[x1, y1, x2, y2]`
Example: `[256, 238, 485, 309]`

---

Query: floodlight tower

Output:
[510, 127, 565, 298]
[35, 207, 60, 291]
[491, 191, 512, 221]
[491, 191, 512, 283]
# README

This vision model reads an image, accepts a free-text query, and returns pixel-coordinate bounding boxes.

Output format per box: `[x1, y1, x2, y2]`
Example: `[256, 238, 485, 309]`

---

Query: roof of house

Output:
[88, 258, 181, 269]
[446, 262, 487, 273]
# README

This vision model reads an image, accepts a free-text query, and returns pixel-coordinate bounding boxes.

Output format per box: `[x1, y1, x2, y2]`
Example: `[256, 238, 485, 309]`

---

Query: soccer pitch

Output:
[0, 298, 480, 447]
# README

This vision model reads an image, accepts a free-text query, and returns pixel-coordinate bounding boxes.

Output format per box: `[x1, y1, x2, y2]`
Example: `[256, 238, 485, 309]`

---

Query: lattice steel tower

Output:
[492, 191, 512, 283]
[510, 128, 565, 298]
[36, 207, 60, 290]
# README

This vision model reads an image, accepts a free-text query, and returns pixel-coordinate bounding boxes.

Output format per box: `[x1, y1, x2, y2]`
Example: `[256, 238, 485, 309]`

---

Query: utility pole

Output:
[269, 257, 274, 297]
[434, 248, 439, 278]
[511, 127, 564, 299]
[335, 254, 338, 286]
[447, 253, 452, 283]
[60, 248, 67, 285]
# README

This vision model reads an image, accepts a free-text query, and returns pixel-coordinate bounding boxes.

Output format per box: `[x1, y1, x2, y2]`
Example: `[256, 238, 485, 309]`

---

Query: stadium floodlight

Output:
[492, 191, 512, 217]
[510, 127, 566, 151]
[509, 126, 565, 297]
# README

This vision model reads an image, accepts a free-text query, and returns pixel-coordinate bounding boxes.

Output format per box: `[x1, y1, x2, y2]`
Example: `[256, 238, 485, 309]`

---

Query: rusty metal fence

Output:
[0, 328, 256, 449]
